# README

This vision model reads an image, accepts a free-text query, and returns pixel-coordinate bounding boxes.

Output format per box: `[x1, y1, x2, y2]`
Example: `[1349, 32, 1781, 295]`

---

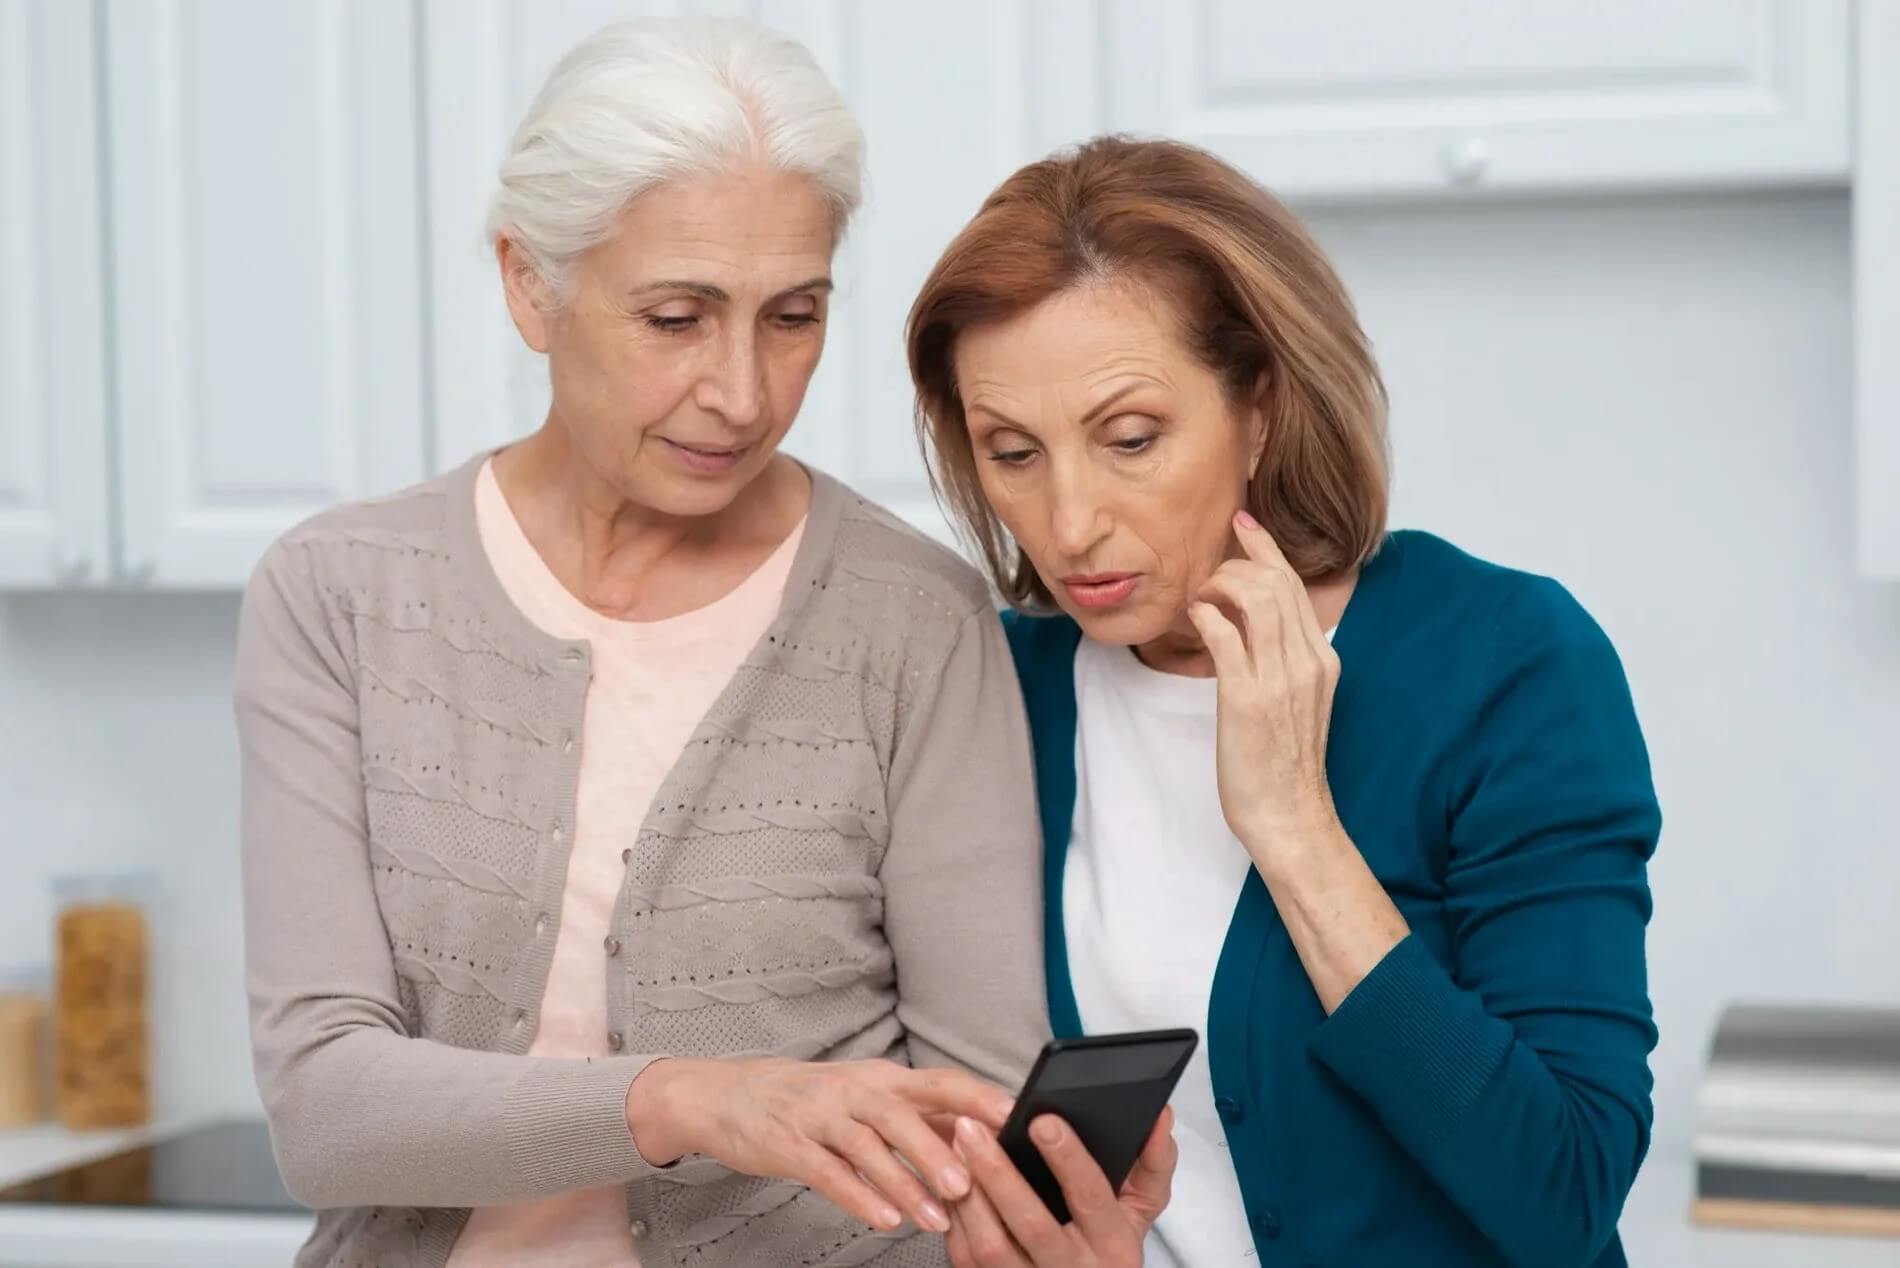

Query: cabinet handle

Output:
[1440, 137, 1490, 187]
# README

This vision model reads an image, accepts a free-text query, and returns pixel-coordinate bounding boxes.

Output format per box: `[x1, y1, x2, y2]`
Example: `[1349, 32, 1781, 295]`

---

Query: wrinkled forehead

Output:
[953, 283, 1195, 421]
[583, 168, 838, 301]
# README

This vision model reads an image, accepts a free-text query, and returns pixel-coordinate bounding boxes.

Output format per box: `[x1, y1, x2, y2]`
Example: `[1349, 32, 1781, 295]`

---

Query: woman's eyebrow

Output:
[1078, 378, 1158, 426]
[630, 277, 834, 304]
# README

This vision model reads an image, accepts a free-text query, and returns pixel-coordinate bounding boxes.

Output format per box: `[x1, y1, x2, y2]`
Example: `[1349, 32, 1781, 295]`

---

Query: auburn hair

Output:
[907, 135, 1390, 609]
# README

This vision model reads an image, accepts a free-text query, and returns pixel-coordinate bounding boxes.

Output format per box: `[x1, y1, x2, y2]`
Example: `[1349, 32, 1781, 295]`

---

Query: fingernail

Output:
[877, 1204, 903, 1230]
[1236, 509, 1261, 530]
[953, 1116, 978, 1159]
[920, 1200, 951, 1233]
[1031, 1117, 1063, 1147]
[941, 1163, 970, 1199]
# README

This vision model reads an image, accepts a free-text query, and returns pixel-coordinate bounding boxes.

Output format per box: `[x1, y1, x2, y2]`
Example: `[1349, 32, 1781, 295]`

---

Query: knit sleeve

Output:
[1307, 575, 1660, 1267]
[235, 540, 670, 1209]
[880, 608, 1052, 1090]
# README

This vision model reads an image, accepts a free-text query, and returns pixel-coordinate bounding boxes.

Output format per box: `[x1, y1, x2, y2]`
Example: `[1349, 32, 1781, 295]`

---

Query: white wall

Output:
[2, 189, 1892, 1255]
[0, 592, 252, 1121]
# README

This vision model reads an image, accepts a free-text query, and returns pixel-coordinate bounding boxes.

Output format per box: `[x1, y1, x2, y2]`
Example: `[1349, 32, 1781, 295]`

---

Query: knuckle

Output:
[859, 1096, 901, 1132]
[839, 1122, 882, 1155]
[971, 1230, 1009, 1261]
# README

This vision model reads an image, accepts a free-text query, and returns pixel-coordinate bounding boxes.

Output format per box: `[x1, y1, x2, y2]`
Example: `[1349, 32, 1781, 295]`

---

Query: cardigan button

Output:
[1214, 1095, 1245, 1126]
[607, 1030, 624, 1052]
[1251, 1206, 1282, 1239]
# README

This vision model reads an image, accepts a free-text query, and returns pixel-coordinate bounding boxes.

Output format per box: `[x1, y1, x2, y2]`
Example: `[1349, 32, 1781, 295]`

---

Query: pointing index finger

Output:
[1233, 509, 1294, 575]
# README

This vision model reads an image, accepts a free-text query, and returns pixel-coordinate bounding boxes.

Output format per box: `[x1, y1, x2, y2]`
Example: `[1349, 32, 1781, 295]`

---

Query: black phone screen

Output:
[995, 1028, 1198, 1225]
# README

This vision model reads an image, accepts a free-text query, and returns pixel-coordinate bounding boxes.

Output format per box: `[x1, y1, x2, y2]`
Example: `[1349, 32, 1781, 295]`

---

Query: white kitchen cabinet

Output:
[418, 0, 1857, 551]
[0, 1, 111, 588]
[1856, 0, 1900, 578]
[102, 0, 428, 588]
[1099, 0, 1850, 202]
[4, 1, 1881, 586]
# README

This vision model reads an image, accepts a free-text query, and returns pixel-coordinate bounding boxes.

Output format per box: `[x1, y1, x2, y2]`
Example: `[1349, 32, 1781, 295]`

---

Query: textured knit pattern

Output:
[235, 455, 1050, 1268]
[450, 460, 805, 1265]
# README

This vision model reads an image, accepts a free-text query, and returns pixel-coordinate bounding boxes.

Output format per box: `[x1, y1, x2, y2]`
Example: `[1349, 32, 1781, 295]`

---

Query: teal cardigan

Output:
[1002, 530, 1659, 1268]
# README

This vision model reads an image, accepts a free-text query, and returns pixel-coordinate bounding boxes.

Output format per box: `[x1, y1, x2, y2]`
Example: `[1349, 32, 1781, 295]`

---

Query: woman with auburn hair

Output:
[909, 136, 1659, 1268]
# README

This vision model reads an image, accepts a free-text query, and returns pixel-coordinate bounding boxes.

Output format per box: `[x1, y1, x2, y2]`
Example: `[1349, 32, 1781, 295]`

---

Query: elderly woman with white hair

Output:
[233, 19, 1129, 1268]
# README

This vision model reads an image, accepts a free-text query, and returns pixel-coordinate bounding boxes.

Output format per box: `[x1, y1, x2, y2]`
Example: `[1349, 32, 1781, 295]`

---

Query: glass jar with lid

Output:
[50, 873, 151, 1130]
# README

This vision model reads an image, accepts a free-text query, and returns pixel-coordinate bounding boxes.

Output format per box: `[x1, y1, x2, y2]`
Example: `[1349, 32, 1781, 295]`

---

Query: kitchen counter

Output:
[0, 1121, 175, 1190]
[0, 1120, 312, 1268]
[1621, 1147, 1900, 1267]
[1, 1127, 1894, 1266]
[0, 1206, 314, 1268]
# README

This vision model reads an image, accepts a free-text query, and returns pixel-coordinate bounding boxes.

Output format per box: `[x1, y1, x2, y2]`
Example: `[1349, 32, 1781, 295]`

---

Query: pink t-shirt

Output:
[448, 460, 803, 1267]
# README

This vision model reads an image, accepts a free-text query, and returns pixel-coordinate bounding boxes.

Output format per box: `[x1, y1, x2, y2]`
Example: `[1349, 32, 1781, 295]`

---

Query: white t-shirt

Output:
[1065, 637, 1257, 1266]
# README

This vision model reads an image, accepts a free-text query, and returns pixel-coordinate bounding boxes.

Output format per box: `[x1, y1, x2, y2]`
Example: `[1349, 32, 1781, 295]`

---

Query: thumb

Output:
[1119, 1106, 1177, 1228]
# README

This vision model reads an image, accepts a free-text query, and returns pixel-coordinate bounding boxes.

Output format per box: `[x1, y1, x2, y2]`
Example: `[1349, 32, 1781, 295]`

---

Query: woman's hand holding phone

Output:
[944, 1108, 1177, 1267]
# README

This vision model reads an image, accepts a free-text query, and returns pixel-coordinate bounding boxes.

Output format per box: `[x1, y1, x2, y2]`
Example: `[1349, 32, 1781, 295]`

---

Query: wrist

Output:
[1239, 806, 1348, 883]
[625, 1057, 711, 1165]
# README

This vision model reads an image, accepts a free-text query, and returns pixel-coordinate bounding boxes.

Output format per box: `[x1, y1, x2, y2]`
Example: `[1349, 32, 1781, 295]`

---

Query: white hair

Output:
[487, 18, 865, 302]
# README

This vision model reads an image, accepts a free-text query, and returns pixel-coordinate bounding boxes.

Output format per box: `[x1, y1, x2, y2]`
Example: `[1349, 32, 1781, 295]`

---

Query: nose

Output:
[697, 325, 767, 428]
[1047, 458, 1112, 562]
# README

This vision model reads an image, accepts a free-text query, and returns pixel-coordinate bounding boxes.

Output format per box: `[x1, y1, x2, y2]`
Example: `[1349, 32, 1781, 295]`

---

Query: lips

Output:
[661, 437, 750, 472]
[1061, 572, 1139, 609]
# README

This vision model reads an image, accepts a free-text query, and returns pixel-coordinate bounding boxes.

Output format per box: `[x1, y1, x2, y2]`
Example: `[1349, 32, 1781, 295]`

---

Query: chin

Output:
[636, 460, 765, 520]
[1052, 596, 1175, 648]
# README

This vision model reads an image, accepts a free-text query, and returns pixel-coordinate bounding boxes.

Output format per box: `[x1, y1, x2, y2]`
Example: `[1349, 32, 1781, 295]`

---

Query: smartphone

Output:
[996, 1028, 1198, 1224]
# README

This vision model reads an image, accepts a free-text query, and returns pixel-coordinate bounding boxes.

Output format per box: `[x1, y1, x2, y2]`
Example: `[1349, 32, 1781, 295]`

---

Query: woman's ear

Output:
[496, 234, 555, 355]
[1247, 369, 1271, 476]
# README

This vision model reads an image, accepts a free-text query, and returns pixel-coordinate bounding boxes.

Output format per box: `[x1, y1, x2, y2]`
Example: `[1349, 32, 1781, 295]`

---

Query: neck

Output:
[491, 418, 806, 619]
